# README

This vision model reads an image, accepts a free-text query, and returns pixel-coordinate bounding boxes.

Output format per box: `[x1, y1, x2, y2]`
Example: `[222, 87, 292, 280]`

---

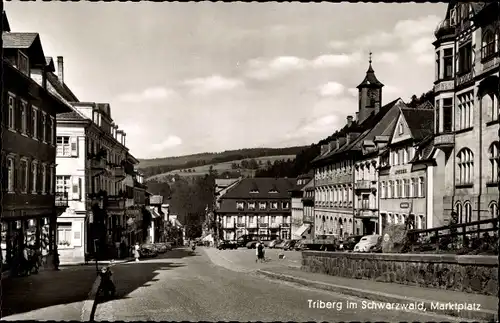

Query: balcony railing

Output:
[281, 223, 290, 228]
[107, 196, 125, 209]
[303, 215, 313, 223]
[269, 223, 279, 228]
[236, 223, 245, 228]
[259, 223, 268, 228]
[112, 166, 126, 179]
[355, 209, 377, 218]
[55, 192, 69, 207]
[90, 158, 106, 170]
[434, 133, 455, 148]
[456, 70, 474, 87]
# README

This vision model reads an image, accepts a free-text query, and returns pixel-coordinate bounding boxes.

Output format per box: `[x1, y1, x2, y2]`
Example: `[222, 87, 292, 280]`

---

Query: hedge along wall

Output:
[301, 251, 498, 296]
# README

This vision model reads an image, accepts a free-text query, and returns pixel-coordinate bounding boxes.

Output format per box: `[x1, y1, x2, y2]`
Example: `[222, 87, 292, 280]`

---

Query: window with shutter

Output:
[31, 162, 38, 194]
[8, 94, 15, 130]
[72, 176, 80, 200]
[20, 159, 28, 193]
[37, 164, 43, 193]
[20, 101, 27, 135]
[41, 164, 47, 194]
[32, 107, 38, 139]
[70, 137, 78, 157]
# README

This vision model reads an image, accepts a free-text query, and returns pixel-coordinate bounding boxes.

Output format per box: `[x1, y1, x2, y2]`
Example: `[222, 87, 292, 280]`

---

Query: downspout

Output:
[477, 91, 483, 230]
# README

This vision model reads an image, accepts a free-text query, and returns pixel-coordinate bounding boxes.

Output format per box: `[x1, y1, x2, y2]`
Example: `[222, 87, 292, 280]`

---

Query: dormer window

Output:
[269, 189, 278, 193]
[259, 202, 267, 210]
[248, 202, 256, 210]
[398, 123, 404, 135]
[18, 51, 29, 76]
[270, 202, 278, 210]
[236, 202, 244, 210]
[282, 202, 290, 209]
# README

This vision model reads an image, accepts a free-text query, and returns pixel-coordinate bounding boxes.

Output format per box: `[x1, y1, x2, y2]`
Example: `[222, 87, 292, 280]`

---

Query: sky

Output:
[5, 2, 447, 159]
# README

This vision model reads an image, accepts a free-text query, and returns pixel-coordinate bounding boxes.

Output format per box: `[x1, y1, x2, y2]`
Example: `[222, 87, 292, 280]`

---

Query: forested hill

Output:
[138, 146, 308, 178]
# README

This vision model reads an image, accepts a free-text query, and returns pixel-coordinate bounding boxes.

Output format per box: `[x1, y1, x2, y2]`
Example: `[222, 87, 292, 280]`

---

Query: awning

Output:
[293, 223, 311, 237]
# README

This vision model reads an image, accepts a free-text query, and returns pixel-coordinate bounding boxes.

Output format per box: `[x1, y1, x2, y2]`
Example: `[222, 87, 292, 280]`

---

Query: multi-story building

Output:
[289, 173, 313, 239]
[301, 178, 315, 238]
[311, 58, 401, 238]
[217, 178, 294, 240]
[432, 2, 499, 225]
[352, 100, 407, 235]
[1, 26, 72, 271]
[378, 103, 441, 232]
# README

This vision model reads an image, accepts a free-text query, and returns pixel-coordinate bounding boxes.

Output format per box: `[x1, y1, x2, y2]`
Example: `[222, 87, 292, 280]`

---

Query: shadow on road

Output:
[90, 248, 196, 320]
[0, 266, 99, 318]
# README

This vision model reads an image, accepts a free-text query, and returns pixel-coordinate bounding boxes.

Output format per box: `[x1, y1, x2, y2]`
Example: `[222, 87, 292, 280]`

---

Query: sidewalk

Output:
[1, 266, 99, 320]
[257, 266, 498, 322]
[60, 257, 135, 267]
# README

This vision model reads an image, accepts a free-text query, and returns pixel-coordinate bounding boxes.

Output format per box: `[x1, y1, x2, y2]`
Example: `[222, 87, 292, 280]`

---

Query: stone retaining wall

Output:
[301, 251, 498, 296]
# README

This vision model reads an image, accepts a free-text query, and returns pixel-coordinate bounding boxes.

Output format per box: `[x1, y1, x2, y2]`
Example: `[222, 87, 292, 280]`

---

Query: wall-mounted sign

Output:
[400, 202, 410, 209]
[394, 169, 407, 175]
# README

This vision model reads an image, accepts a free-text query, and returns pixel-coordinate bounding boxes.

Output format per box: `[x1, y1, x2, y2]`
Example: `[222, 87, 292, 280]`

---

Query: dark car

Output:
[218, 240, 238, 250]
[340, 235, 364, 251]
[294, 240, 306, 251]
[369, 236, 383, 253]
[139, 243, 158, 258]
[283, 239, 297, 251]
[246, 241, 258, 249]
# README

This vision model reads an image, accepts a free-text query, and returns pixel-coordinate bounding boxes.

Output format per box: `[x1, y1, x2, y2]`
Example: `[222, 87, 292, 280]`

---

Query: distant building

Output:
[301, 179, 315, 239]
[289, 173, 313, 239]
[218, 178, 294, 240]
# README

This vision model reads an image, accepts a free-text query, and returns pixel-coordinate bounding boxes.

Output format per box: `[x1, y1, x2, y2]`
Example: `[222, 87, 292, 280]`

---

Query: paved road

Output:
[94, 248, 460, 322]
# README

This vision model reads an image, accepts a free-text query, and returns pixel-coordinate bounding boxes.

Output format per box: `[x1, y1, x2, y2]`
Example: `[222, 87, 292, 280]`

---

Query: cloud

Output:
[116, 87, 175, 103]
[245, 52, 360, 80]
[384, 85, 400, 94]
[151, 135, 183, 151]
[409, 36, 434, 55]
[376, 51, 399, 63]
[183, 75, 244, 95]
[328, 40, 349, 49]
[394, 15, 441, 38]
[318, 82, 345, 97]
[347, 88, 358, 97]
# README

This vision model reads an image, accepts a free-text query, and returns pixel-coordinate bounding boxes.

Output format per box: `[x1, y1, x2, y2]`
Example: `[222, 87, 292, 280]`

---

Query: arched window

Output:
[455, 202, 463, 223]
[457, 148, 474, 185]
[464, 202, 472, 223]
[489, 201, 498, 219]
[481, 29, 496, 60]
[489, 142, 500, 184]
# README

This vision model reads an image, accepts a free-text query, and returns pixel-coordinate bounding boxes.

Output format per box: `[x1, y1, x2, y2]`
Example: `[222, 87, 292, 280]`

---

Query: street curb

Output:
[257, 270, 498, 322]
[80, 274, 101, 321]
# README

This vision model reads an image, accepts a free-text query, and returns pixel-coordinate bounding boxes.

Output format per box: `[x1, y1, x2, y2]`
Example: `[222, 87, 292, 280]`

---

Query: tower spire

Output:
[369, 51, 372, 65]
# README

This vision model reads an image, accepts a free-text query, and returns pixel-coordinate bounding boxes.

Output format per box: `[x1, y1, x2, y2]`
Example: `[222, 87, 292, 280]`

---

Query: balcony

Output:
[281, 223, 290, 228]
[269, 223, 280, 229]
[247, 222, 257, 229]
[55, 192, 69, 208]
[433, 80, 454, 93]
[434, 133, 455, 149]
[355, 179, 375, 191]
[107, 196, 125, 210]
[112, 166, 126, 180]
[479, 54, 499, 77]
[90, 158, 106, 170]
[236, 223, 245, 228]
[259, 223, 268, 228]
[355, 209, 378, 218]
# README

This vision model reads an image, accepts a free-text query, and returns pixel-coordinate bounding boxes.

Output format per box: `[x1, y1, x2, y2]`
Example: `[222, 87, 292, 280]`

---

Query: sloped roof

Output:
[47, 72, 79, 102]
[312, 97, 402, 164]
[2, 32, 38, 48]
[357, 63, 384, 88]
[410, 135, 435, 163]
[45, 57, 55, 72]
[57, 111, 87, 121]
[400, 104, 434, 141]
[3, 11, 10, 32]
[221, 178, 295, 199]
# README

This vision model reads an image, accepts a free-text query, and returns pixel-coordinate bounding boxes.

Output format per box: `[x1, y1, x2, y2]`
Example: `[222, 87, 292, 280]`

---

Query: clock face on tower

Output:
[368, 89, 379, 101]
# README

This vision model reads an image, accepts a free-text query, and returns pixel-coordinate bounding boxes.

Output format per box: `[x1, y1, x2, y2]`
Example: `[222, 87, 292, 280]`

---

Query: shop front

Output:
[1, 210, 58, 275]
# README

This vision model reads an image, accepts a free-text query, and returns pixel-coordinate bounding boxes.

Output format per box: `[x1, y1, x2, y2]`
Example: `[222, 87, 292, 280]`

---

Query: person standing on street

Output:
[255, 241, 260, 263]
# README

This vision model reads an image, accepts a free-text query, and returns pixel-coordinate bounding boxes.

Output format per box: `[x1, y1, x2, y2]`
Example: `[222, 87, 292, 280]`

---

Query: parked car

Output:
[139, 243, 158, 258]
[354, 235, 380, 253]
[164, 242, 173, 251]
[268, 239, 282, 248]
[275, 240, 287, 249]
[340, 235, 364, 252]
[246, 241, 258, 249]
[218, 240, 238, 250]
[294, 240, 306, 251]
[283, 239, 298, 251]
[369, 236, 383, 253]
[154, 243, 168, 253]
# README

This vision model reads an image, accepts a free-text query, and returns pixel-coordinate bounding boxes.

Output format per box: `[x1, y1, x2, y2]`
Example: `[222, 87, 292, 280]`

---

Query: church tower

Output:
[356, 52, 384, 124]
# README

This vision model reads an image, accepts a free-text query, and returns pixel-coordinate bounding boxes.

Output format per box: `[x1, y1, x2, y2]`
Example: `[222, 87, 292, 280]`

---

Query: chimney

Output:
[57, 56, 64, 84]
[355, 112, 360, 122]
[122, 133, 126, 146]
[347, 115, 353, 127]
[320, 144, 328, 155]
[374, 101, 381, 115]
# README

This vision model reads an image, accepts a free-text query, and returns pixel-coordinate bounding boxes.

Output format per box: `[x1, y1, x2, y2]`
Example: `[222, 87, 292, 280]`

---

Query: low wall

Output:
[301, 251, 498, 296]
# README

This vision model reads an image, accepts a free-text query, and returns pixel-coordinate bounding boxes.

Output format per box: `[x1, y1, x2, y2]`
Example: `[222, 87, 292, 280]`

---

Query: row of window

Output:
[224, 216, 290, 225]
[436, 92, 499, 134]
[235, 201, 289, 211]
[380, 177, 425, 199]
[455, 201, 498, 223]
[55, 176, 82, 201]
[315, 186, 353, 203]
[57, 135, 126, 167]
[315, 160, 354, 180]
[382, 213, 427, 230]
[457, 144, 499, 185]
[5, 92, 55, 145]
[4, 155, 54, 195]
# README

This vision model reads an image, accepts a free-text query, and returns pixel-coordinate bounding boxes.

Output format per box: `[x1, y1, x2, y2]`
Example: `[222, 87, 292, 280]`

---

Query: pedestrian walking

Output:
[255, 241, 260, 263]
[134, 242, 140, 262]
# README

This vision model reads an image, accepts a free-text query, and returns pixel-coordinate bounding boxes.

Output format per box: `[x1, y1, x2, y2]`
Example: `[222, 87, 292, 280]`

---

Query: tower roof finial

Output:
[369, 51, 372, 64]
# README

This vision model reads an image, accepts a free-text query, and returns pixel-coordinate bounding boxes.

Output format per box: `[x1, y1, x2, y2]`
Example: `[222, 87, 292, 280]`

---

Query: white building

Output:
[55, 102, 131, 263]
[289, 174, 313, 239]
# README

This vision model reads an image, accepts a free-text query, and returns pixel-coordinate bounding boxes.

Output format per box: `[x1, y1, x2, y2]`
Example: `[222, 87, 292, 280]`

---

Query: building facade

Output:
[289, 173, 313, 239]
[1, 27, 72, 271]
[218, 178, 294, 241]
[301, 179, 315, 239]
[378, 104, 442, 232]
[432, 2, 499, 225]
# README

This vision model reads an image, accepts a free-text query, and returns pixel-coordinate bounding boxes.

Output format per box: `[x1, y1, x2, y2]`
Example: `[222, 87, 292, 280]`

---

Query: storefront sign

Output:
[395, 169, 407, 175]
[400, 202, 410, 209]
